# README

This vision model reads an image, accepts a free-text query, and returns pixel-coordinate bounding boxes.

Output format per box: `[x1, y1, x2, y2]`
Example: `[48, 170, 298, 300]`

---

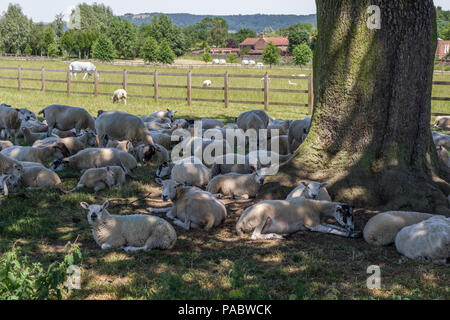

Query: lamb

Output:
[96, 110, 155, 146]
[1, 144, 69, 164]
[148, 179, 227, 231]
[433, 116, 450, 129]
[436, 146, 449, 167]
[0, 140, 13, 151]
[236, 198, 361, 240]
[21, 127, 47, 145]
[52, 128, 77, 138]
[286, 181, 332, 201]
[236, 110, 271, 131]
[106, 140, 133, 152]
[288, 118, 311, 152]
[202, 80, 212, 87]
[149, 109, 177, 121]
[0, 153, 24, 176]
[0, 105, 22, 143]
[15, 166, 62, 189]
[50, 148, 138, 173]
[288, 80, 297, 86]
[112, 89, 127, 104]
[432, 132, 450, 149]
[38, 105, 95, 136]
[206, 166, 266, 199]
[363, 211, 434, 246]
[68, 166, 125, 193]
[132, 143, 168, 164]
[394, 215, 449, 263]
[81, 200, 177, 252]
[156, 157, 211, 188]
[32, 130, 98, 155]
[144, 121, 171, 131]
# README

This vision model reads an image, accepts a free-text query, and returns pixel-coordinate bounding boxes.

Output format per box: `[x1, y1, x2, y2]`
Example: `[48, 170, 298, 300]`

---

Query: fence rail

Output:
[0, 66, 315, 113]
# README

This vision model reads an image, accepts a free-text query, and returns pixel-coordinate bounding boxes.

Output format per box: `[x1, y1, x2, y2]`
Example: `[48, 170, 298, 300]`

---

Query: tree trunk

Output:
[262, 0, 450, 214]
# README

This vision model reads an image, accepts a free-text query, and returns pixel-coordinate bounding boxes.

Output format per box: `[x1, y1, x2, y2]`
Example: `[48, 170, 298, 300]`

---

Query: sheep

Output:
[0, 153, 24, 177]
[132, 143, 168, 164]
[236, 198, 361, 240]
[32, 130, 98, 155]
[112, 89, 127, 104]
[363, 211, 434, 246]
[0, 105, 22, 144]
[81, 200, 177, 252]
[288, 118, 311, 152]
[433, 116, 450, 129]
[149, 109, 177, 121]
[38, 104, 96, 136]
[0, 140, 13, 151]
[96, 110, 155, 147]
[266, 135, 290, 155]
[1, 144, 69, 164]
[50, 148, 138, 173]
[286, 181, 332, 201]
[18, 118, 47, 138]
[156, 156, 209, 185]
[171, 119, 189, 129]
[206, 166, 266, 199]
[197, 118, 224, 130]
[141, 115, 172, 124]
[394, 215, 449, 263]
[15, 166, 62, 190]
[267, 120, 291, 137]
[68, 166, 125, 193]
[433, 132, 450, 149]
[236, 110, 271, 131]
[150, 131, 180, 150]
[211, 153, 256, 177]
[21, 127, 47, 145]
[0, 173, 15, 197]
[106, 140, 133, 152]
[148, 179, 226, 231]
[144, 121, 171, 131]
[202, 80, 212, 87]
[52, 128, 77, 138]
[20, 161, 46, 168]
[185, 137, 232, 163]
[288, 80, 297, 86]
[246, 150, 291, 168]
[436, 146, 449, 167]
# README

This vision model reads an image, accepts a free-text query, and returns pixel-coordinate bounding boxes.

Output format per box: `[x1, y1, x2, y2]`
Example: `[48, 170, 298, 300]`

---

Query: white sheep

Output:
[286, 181, 332, 201]
[81, 200, 177, 252]
[0, 140, 13, 151]
[0, 153, 24, 177]
[266, 135, 290, 155]
[132, 143, 168, 164]
[148, 179, 227, 231]
[112, 89, 127, 104]
[21, 127, 47, 144]
[267, 120, 291, 137]
[433, 116, 450, 129]
[288, 80, 297, 86]
[236, 110, 271, 131]
[363, 211, 434, 246]
[156, 157, 211, 188]
[52, 128, 77, 138]
[33, 130, 98, 155]
[150, 131, 180, 150]
[105, 140, 133, 152]
[149, 109, 177, 121]
[436, 145, 449, 167]
[236, 198, 361, 240]
[211, 153, 256, 177]
[144, 120, 171, 131]
[197, 118, 224, 130]
[0, 105, 22, 144]
[288, 118, 311, 152]
[206, 166, 266, 199]
[395, 215, 449, 263]
[432, 132, 450, 149]
[202, 80, 212, 87]
[38, 104, 96, 136]
[68, 166, 125, 193]
[1, 144, 70, 164]
[15, 166, 62, 190]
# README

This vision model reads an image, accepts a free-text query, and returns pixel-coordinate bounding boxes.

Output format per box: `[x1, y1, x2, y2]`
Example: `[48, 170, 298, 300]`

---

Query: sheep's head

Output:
[157, 179, 182, 202]
[80, 200, 110, 224]
[104, 167, 115, 187]
[52, 143, 71, 158]
[18, 109, 36, 121]
[50, 158, 69, 171]
[81, 130, 98, 147]
[0, 174, 18, 196]
[301, 181, 328, 200]
[156, 161, 172, 179]
[167, 109, 177, 121]
[333, 204, 356, 232]
[250, 166, 266, 185]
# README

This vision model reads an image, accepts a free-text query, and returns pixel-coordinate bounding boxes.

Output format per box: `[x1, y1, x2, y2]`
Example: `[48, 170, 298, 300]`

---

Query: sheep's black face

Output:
[51, 159, 69, 171]
[335, 204, 355, 231]
[143, 145, 156, 162]
[156, 162, 170, 178]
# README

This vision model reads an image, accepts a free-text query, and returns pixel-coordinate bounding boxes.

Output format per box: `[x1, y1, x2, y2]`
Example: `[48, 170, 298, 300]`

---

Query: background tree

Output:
[287, 23, 312, 54]
[262, 0, 449, 214]
[157, 40, 175, 64]
[76, 3, 114, 32]
[208, 17, 228, 47]
[202, 48, 212, 63]
[262, 42, 281, 67]
[92, 34, 116, 62]
[53, 13, 65, 39]
[232, 28, 257, 44]
[227, 53, 238, 63]
[29, 23, 45, 55]
[0, 4, 31, 54]
[61, 31, 75, 56]
[292, 43, 313, 68]
[226, 38, 238, 48]
[24, 43, 32, 56]
[43, 28, 57, 56]
[47, 43, 59, 58]
[141, 37, 159, 63]
[108, 17, 138, 59]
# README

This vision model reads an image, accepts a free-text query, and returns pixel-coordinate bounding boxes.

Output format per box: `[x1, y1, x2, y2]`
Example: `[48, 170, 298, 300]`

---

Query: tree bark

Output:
[262, 0, 450, 214]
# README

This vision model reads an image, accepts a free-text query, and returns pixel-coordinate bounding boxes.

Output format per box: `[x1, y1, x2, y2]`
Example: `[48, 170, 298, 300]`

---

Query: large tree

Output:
[262, 0, 450, 214]
[0, 4, 31, 54]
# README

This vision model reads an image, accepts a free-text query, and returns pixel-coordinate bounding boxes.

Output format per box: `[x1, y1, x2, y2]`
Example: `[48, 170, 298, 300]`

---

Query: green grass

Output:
[0, 58, 449, 300]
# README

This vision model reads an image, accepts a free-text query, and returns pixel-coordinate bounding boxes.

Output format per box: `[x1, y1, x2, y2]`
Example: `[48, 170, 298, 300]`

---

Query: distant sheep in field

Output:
[288, 80, 297, 86]
[112, 89, 127, 104]
[202, 80, 212, 87]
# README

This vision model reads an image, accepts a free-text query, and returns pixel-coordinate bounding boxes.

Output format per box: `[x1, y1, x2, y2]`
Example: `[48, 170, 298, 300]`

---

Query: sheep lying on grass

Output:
[363, 211, 434, 246]
[286, 181, 332, 201]
[33, 131, 98, 155]
[236, 110, 271, 131]
[0, 153, 23, 176]
[150, 131, 181, 150]
[21, 127, 47, 144]
[202, 80, 212, 87]
[132, 143, 168, 164]
[68, 166, 125, 193]
[149, 109, 177, 121]
[112, 89, 127, 104]
[0, 140, 13, 151]
[15, 166, 62, 190]
[236, 198, 361, 240]
[1, 144, 69, 164]
[207, 166, 266, 199]
[81, 200, 177, 252]
[38, 104, 95, 136]
[105, 140, 133, 152]
[156, 157, 210, 188]
[395, 215, 449, 264]
[432, 132, 450, 149]
[148, 179, 227, 231]
[211, 153, 257, 176]
[433, 116, 450, 129]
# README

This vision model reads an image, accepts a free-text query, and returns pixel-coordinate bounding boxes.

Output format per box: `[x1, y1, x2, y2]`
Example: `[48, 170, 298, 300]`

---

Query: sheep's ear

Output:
[301, 181, 308, 187]
[102, 200, 110, 210]
[15, 108, 20, 112]
[320, 182, 328, 188]
[155, 178, 163, 185]
[80, 202, 89, 209]
[167, 108, 170, 112]
[126, 141, 132, 150]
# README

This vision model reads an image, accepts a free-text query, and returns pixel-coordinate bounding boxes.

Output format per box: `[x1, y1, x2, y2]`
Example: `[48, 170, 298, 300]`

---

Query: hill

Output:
[121, 13, 317, 31]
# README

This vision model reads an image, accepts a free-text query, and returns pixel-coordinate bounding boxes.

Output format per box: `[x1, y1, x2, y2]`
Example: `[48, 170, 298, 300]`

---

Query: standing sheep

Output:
[112, 89, 127, 104]
[81, 200, 177, 252]
[236, 110, 271, 131]
[38, 105, 95, 136]
[0, 105, 23, 144]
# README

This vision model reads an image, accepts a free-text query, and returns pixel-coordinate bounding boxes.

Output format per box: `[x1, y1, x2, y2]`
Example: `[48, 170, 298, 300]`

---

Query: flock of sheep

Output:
[0, 101, 449, 263]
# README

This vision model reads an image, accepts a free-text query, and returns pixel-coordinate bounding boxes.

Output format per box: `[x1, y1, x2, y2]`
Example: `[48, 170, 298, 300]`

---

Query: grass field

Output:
[0, 58, 449, 300]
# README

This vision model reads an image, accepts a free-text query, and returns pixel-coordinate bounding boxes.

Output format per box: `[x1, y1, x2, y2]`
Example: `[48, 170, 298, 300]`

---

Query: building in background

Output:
[436, 38, 450, 59]
[240, 32, 289, 56]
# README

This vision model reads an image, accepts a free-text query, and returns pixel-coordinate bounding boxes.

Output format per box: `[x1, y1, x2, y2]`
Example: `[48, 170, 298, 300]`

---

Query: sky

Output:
[1, 0, 450, 23]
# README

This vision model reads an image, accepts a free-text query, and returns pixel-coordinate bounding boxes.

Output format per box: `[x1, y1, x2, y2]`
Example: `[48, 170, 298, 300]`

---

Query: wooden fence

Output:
[0, 66, 315, 114]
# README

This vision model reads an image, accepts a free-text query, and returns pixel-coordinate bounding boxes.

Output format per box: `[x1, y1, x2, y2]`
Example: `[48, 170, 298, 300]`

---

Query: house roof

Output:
[241, 37, 289, 46]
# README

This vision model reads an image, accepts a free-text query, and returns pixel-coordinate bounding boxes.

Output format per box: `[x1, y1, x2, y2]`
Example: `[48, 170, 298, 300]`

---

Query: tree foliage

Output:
[92, 34, 116, 61]
[262, 42, 281, 67]
[0, 4, 32, 54]
[141, 37, 159, 63]
[202, 48, 212, 63]
[108, 17, 138, 59]
[292, 43, 313, 67]
[157, 40, 175, 64]
[288, 23, 314, 54]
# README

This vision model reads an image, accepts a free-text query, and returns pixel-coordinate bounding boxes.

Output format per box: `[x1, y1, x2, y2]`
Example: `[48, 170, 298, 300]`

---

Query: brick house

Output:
[436, 38, 450, 59]
[240, 32, 289, 55]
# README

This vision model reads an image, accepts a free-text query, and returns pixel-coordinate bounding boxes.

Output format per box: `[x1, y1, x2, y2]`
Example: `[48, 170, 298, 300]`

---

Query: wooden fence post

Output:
[67, 69, 71, 96]
[123, 69, 127, 91]
[154, 70, 159, 103]
[94, 70, 98, 97]
[308, 75, 314, 115]
[264, 72, 269, 111]
[187, 71, 192, 106]
[17, 66, 22, 91]
[224, 72, 229, 108]
[41, 67, 45, 92]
